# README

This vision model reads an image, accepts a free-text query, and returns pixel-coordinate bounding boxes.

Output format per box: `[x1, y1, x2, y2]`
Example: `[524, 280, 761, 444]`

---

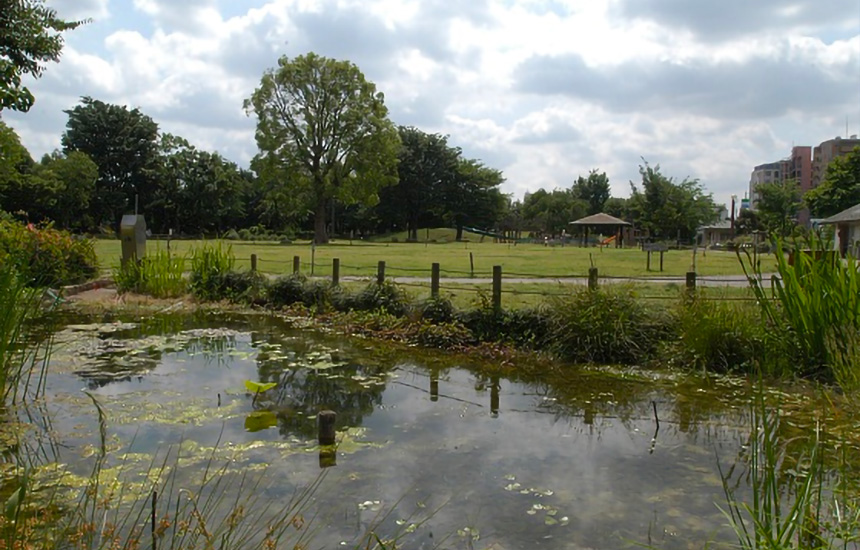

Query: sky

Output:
[4, 0, 860, 209]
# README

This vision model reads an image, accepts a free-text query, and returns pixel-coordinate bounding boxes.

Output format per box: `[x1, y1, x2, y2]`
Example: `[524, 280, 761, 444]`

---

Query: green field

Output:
[95, 236, 770, 280]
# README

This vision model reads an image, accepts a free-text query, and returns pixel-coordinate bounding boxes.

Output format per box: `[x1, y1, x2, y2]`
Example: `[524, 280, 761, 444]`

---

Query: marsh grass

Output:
[189, 243, 235, 301]
[113, 251, 187, 298]
[718, 392, 860, 550]
[738, 237, 860, 389]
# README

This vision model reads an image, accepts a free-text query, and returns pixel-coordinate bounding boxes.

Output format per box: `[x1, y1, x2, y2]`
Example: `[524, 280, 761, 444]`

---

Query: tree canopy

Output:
[1, 0, 85, 112]
[62, 97, 160, 228]
[572, 170, 610, 216]
[245, 52, 400, 243]
[805, 146, 860, 218]
[755, 179, 801, 238]
[628, 161, 717, 241]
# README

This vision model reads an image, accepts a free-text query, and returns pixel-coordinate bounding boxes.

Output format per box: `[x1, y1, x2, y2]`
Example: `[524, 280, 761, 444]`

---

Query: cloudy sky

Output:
[5, 0, 860, 207]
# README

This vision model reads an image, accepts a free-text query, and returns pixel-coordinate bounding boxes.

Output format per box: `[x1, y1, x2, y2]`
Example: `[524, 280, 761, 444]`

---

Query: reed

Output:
[113, 251, 187, 298]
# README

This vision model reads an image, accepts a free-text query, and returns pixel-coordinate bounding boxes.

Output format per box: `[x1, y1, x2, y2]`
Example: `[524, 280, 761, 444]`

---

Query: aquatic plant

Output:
[113, 250, 187, 298]
[188, 242, 235, 301]
[738, 236, 860, 389]
[719, 392, 860, 549]
[545, 286, 672, 365]
[0, 264, 51, 404]
[353, 281, 410, 316]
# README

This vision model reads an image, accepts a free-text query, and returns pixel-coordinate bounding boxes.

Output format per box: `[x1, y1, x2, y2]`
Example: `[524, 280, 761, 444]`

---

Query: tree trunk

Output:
[456, 225, 464, 241]
[314, 196, 328, 244]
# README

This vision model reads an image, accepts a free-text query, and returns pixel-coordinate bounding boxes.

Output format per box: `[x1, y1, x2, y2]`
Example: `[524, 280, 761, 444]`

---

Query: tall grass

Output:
[738, 237, 860, 389]
[113, 251, 187, 298]
[0, 264, 51, 404]
[719, 392, 860, 549]
[189, 243, 235, 301]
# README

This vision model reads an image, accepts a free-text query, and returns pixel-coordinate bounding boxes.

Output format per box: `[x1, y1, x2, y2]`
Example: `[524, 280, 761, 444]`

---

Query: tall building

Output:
[812, 136, 860, 189]
[787, 146, 812, 225]
[749, 160, 786, 209]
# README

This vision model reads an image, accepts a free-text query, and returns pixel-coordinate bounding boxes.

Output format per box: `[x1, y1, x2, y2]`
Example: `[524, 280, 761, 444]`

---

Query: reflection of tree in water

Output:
[250, 332, 389, 441]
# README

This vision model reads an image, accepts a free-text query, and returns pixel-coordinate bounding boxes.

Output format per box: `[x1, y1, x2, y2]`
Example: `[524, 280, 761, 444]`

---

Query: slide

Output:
[600, 235, 617, 246]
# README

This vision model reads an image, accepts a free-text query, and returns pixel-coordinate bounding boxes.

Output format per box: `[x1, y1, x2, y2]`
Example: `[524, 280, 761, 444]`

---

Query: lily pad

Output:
[244, 410, 278, 432]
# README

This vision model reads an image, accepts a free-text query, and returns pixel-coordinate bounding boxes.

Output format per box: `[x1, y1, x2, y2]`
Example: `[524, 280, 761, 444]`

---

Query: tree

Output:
[628, 161, 717, 241]
[1, 0, 85, 112]
[805, 146, 860, 218]
[36, 150, 98, 229]
[522, 188, 587, 237]
[437, 158, 506, 241]
[756, 179, 801, 238]
[734, 208, 763, 236]
[572, 170, 610, 215]
[245, 53, 400, 244]
[62, 97, 160, 229]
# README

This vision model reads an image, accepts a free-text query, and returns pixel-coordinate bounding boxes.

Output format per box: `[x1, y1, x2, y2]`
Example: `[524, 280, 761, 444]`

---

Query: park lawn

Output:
[93, 238, 770, 279]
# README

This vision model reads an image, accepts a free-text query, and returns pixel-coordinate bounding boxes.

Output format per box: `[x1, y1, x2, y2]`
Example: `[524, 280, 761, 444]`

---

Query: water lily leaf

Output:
[245, 380, 277, 393]
[244, 411, 278, 432]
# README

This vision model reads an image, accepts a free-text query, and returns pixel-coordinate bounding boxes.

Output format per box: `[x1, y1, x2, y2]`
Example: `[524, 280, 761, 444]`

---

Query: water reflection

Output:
[39, 311, 851, 549]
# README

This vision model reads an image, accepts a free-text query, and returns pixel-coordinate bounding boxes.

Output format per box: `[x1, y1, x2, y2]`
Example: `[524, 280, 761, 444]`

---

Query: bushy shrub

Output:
[669, 296, 767, 373]
[415, 320, 474, 349]
[417, 295, 456, 324]
[546, 287, 673, 364]
[353, 281, 410, 316]
[222, 270, 269, 304]
[330, 285, 358, 312]
[0, 220, 97, 287]
[269, 273, 308, 307]
[301, 279, 332, 310]
[458, 305, 552, 349]
[189, 243, 235, 300]
[113, 250, 187, 298]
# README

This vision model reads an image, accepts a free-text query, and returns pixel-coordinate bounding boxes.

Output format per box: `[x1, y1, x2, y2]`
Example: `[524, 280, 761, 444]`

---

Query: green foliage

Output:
[738, 237, 860, 389]
[112, 250, 187, 298]
[572, 170, 611, 216]
[268, 273, 308, 308]
[0, 0, 85, 112]
[546, 287, 671, 364]
[189, 242, 236, 300]
[670, 297, 768, 373]
[62, 97, 160, 229]
[756, 179, 802, 238]
[245, 52, 401, 244]
[221, 270, 269, 304]
[805, 146, 860, 218]
[0, 264, 49, 404]
[0, 219, 97, 286]
[415, 320, 474, 349]
[522, 187, 587, 236]
[354, 281, 410, 316]
[458, 303, 552, 349]
[628, 160, 718, 241]
[418, 295, 456, 324]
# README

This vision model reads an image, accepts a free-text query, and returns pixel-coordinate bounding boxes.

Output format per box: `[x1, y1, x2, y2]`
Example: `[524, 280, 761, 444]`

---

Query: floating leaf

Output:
[244, 411, 278, 432]
[245, 380, 277, 393]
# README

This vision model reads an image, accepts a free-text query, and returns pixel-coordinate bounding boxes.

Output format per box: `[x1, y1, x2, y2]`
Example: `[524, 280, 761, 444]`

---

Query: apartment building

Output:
[748, 160, 785, 208]
[812, 135, 860, 189]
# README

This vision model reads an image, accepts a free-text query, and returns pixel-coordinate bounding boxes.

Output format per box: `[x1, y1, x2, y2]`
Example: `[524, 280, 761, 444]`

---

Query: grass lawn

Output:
[94, 237, 770, 279]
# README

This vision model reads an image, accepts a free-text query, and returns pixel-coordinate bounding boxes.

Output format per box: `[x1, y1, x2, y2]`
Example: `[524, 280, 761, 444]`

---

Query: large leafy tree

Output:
[437, 158, 506, 241]
[628, 161, 717, 241]
[35, 150, 98, 229]
[0, 118, 32, 200]
[1, 0, 85, 112]
[756, 179, 801, 238]
[805, 146, 860, 218]
[151, 134, 245, 235]
[245, 53, 400, 244]
[572, 170, 610, 215]
[522, 188, 587, 236]
[62, 97, 160, 229]
[376, 127, 458, 240]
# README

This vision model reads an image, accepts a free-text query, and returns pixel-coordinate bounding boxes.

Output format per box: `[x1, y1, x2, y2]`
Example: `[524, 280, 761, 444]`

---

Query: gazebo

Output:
[569, 213, 632, 248]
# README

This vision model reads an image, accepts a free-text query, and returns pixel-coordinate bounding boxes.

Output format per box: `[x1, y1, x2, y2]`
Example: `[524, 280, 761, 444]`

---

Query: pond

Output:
[27, 310, 851, 549]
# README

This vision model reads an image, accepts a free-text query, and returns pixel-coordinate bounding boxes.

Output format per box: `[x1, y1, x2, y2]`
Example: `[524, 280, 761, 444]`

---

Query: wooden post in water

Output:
[430, 370, 439, 402]
[377, 261, 386, 284]
[293, 255, 300, 274]
[588, 267, 599, 290]
[332, 258, 340, 286]
[318, 410, 337, 445]
[250, 254, 257, 273]
[492, 265, 502, 312]
[431, 262, 440, 298]
[490, 375, 500, 418]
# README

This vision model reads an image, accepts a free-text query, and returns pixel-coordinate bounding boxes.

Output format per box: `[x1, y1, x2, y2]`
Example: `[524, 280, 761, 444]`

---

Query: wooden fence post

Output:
[660, 251, 665, 272]
[492, 265, 502, 312]
[250, 254, 257, 272]
[377, 261, 386, 284]
[293, 255, 300, 274]
[431, 262, 440, 298]
[686, 271, 696, 291]
[318, 410, 336, 445]
[588, 267, 598, 290]
[332, 258, 340, 286]
[470, 252, 475, 278]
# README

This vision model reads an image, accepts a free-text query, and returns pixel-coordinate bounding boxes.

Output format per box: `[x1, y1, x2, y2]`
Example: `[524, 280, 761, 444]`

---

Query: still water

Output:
[36, 310, 824, 549]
